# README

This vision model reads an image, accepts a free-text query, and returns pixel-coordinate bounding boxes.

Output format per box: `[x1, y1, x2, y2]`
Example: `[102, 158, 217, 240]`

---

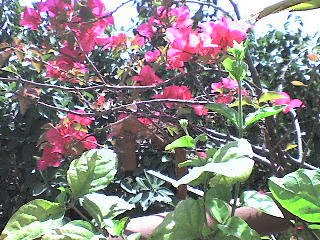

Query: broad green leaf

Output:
[216, 216, 260, 239]
[206, 184, 232, 202]
[258, 91, 286, 103]
[1, 199, 64, 240]
[80, 193, 134, 228]
[269, 169, 320, 223]
[257, 0, 311, 19]
[165, 136, 195, 150]
[244, 105, 286, 127]
[174, 140, 254, 187]
[193, 133, 208, 144]
[67, 148, 118, 199]
[210, 139, 253, 163]
[240, 190, 284, 218]
[103, 217, 129, 236]
[175, 157, 254, 187]
[205, 197, 230, 224]
[42, 220, 96, 240]
[289, 0, 320, 11]
[205, 103, 239, 127]
[149, 198, 205, 240]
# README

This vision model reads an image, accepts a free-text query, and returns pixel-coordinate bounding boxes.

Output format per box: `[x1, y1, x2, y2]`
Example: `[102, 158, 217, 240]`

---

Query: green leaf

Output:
[244, 105, 286, 127]
[205, 197, 230, 224]
[165, 136, 195, 150]
[269, 169, 320, 223]
[240, 191, 284, 218]
[193, 134, 208, 145]
[103, 217, 129, 236]
[149, 198, 205, 240]
[174, 140, 254, 187]
[289, 0, 320, 11]
[1, 199, 64, 240]
[80, 193, 134, 228]
[67, 148, 118, 199]
[216, 216, 260, 239]
[42, 220, 96, 240]
[205, 103, 239, 127]
[206, 184, 232, 202]
[258, 91, 287, 103]
[258, 0, 311, 19]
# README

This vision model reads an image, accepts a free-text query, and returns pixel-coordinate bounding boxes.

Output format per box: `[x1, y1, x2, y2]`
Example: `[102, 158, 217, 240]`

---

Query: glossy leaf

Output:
[240, 190, 284, 218]
[205, 197, 230, 224]
[67, 148, 118, 199]
[165, 136, 195, 150]
[258, 91, 286, 103]
[81, 193, 134, 228]
[245, 105, 286, 127]
[269, 169, 320, 223]
[149, 198, 205, 240]
[216, 216, 260, 239]
[205, 103, 239, 127]
[174, 140, 254, 187]
[289, 0, 320, 11]
[42, 220, 97, 240]
[257, 0, 311, 19]
[1, 199, 64, 240]
[206, 184, 232, 202]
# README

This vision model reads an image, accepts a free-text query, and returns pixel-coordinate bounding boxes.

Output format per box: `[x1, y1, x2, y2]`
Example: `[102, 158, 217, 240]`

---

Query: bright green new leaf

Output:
[269, 169, 320, 223]
[245, 105, 286, 127]
[67, 148, 118, 199]
[103, 217, 129, 236]
[42, 220, 98, 240]
[174, 140, 254, 187]
[216, 216, 260, 239]
[1, 199, 64, 240]
[149, 198, 205, 240]
[289, 0, 320, 11]
[258, 91, 286, 103]
[257, 0, 311, 19]
[165, 136, 195, 150]
[240, 190, 284, 218]
[205, 103, 239, 127]
[81, 193, 134, 228]
[175, 157, 254, 187]
[205, 197, 230, 224]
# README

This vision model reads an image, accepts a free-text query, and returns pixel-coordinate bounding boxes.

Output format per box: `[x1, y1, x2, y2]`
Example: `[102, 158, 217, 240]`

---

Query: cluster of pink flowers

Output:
[20, 0, 115, 82]
[37, 110, 97, 171]
[211, 77, 246, 104]
[274, 92, 305, 113]
[132, 65, 163, 86]
[153, 85, 208, 116]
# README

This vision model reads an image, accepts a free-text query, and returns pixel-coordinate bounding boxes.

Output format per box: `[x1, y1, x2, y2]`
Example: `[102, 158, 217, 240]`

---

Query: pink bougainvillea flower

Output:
[169, 6, 193, 29]
[20, 7, 41, 30]
[153, 85, 192, 108]
[37, 144, 62, 171]
[166, 27, 201, 70]
[211, 82, 223, 93]
[197, 152, 208, 158]
[137, 22, 157, 40]
[97, 33, 127, 50]
[216, 95, 233, 104]
[200, 17, 247, 52]
[221, 77, 238, 89]
[132, 65, 163, 86]
[145, 50, 160, 62]
[193, 105, 208, 116]
[38, 0, 74, 17]
[131, 35, 146, 47]
[67, 110, 94, 126]
[274, 92, 305, 113]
